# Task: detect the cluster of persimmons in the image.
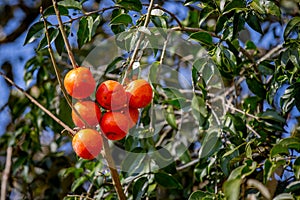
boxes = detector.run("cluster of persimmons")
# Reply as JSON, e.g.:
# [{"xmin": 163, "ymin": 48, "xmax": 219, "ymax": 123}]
[{"xmin": 63, "ymin": 66, "xmax": 153, "ymax": 159}]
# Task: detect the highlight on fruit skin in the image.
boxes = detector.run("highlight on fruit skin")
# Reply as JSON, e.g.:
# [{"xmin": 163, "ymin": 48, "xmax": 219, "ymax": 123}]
[
  {"xmin": 125, "ymin": 79, "xmax": 153, "ymax": 108},
  {"xmin": 72, "ymin": 129, "xmax": 103, "ymax": 160},
  {"xmin": 64, "ymin": 66, "xmax": 96, "ymax": 99},
  {"xmin": 96, "ymin": 80, "xmax": 127, "ymax": 111},
  {"xmin": 100, "ymin": 111, "xmax": 129, "ymax": 141},
  {"xmin": 72, "ymin": 100, "xmax": 101, "ymax": 128}
]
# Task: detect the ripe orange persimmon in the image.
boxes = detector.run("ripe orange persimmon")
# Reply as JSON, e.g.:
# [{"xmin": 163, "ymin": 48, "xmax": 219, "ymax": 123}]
[
  {"xmin": 123, "ymin": 107, "xmax": 139, "ymax": 129},
  {"xmin": 72, "ymin": 129, "xmax": 103, "ymax": 160},
  {"xmin": 96, "ymin": 80, "xmax": 127, "ymax": 111},
  {"xmin": 64, "ymin": 67, "xmax": 96, "ymax": 99},
  {"xmin": 126, "ymin": 79, "xmax": 153, "ymax": 108},
  {"xmin": 100, "ymin": 111, "xmax": 129, "ymax": 140},
  {"xmin": 72, "ymin": 101, "xmax": 101, "ymax": 128}
]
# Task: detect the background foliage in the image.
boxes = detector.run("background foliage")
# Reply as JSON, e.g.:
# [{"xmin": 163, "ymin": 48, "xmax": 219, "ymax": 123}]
[{"xmin": 1, "ymin": 0, "xmax": 300, "ymax": 199}]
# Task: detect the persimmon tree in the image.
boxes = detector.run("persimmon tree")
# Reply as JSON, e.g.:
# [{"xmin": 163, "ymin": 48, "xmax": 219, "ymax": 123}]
[{"xmin": 1, "ymin": 0, "xmax": 300, "ymax": 199}]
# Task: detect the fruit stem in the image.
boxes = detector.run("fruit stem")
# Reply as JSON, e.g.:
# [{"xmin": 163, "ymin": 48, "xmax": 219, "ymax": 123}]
[
  {"xmin": 102, "ymin": 138, "xmax": 126, "ymax": 200},
  {"xmin": 40, "ymin": 7, "xmax": 91, "ymax": 129},
  {"xmin": 0, "ymin": 71, "xmax": 75, "ymax": 136},
  {"xmin": 52, "ymin": 0, "xmax": 78, "ymax": 69}
]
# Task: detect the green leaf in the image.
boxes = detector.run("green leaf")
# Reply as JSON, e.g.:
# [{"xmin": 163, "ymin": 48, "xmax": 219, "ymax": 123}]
[
  {"xmin": 110, "ymin": 14, "xmax": 132, "ymax": 26},
  {"xmin": 222, "ymin": 143, "xmax": 245, "ymax": 158},
  {"xmin": 199, "ymin": 7, "xmax": 216, "ymax": 27},
  {"xmin": 37, "ymin": 28, "xmax": 59, "ymax": 50},
  {"xmin": 263, "ymin": 159, "xmax": 273, "ymax": 184},
  {"xmin": 117, "ymin": 0, "xmax": 142, "ymax": 11},
  {"xmin": 285, "ymin": 181, "xmax": 300, "ymax": 193},
  {"xmin": 188, "ymin": 190, "xmax": 214, "ymax": 200},
  {"xmin": 223, "ymin": 178, "xmax": 242, "ymax": 200},
  {"xmin": 250, "ymin": 0, "xmax": 265, "ymax": 14},
  {"xmin": 246, "ymin": 12, "xmax": 263, "ymax": 34},
  {"xmin": 58, "ymin": 0, "xmax": 82, "ymax": 10},
  {"xmin": 270, "ymin": 137, "xmax": 300, "ymax": 157},
  {"xmin": 165, "ymin": 105, "xmax": 177, "ymax": 129},
  {"xmin": 246, "ymin": 76, "xmax": 266, "ymax": 98},
  {"xmin": 104, "ymin": 56, "xmax": 124, "ymax": 74},
  {"xmin": 43, "ymin": 5, "xmax": 69, "ymax": 17},
  {"xmin": 149, "ymin": 61, "xmax": 159, "ymax": 83},
  {"xmin": 154, "ymin": 172, "xmax": 182, "ymax": 189},
  {"xmin": 259, "ymin": 109, "xmax": 285, "ymax": 123},
  {"xmin": 273, "ymin": 193, "xmax": 294, "ymax": 200},
  {"xmin": 227, "ymin": 113, "xmax": 247, "ymax": 133},
  {"xmin": 77, "ymin": 16, "xmax": 93, "ymax": 49},
  {"xmin": 293, "ymin": 157, "xmax": 300, "ymax": 179},
  {"xmin": 189, "ymin": 32, "xmax": 213, "ymax": 45},
  {"xmin": 199, "ymin": 130, "xmax": 222, "ymax": 158},
  {"xmin": 152, "ymin": 147, "xmax": 177, "ymax": 174},
  {"xmin": 223, "ymin": 0, "xmax": 246, "ymax": 14},
  {"xmin": 71, "ymin": 176, "xmax": 87, "ymax": 192},
  {"xmin": 191, "ymin": 95, "xmax": 207, "ymax": 126},
  {"xmin": 54, "ymin": 31, "xmax": 65, "ymax": 55},
  {"xmin": 265, "ymin": 1, "xmax": 281, "ymax": 17},
  {"xmin": 151, "ymin": 16, "xmax": 168, "ymax": 29},
  {"xmin": 284, "ymin": 17, "xmax": 300, "ymax": 39},
  {"xmin": 215, "ymin": 15, "xmax": 228, "ymax": 34},
  {"xmin": 133, "ymin": 177, "xmax": 148, "ymax": 200},
  {"xmin": 24, "ymin": 21, "xmax": 47, "ymax": 45}
]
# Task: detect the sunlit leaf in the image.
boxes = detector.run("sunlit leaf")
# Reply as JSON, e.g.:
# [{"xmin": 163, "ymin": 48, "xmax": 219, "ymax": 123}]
[
  {"xmin": 284, "ymin": 17, "xmax": 300, "ymax": 39},
  {"xmin": 117, "ymin": 0, "xmax": 142, "ymax": 11},
  {"xmin": 24, "ymin": 21, "xmax": 48, "ymax": 45},
  {"xmin": 58, "ymin": 0, "xmax": 82, "ymax": 10},
  {"xmin": 110, "ymin": 14, "xmax": 132, "ymax": 26}
]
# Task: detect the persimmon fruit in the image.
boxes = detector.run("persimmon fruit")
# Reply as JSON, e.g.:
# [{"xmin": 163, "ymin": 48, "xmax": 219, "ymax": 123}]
[
  {"xmin": 64, "ymin": 67, "xmax": 96, "ymax": 99},
  {"xmin": 96, "ymin": 80, "xmax": 127, "ymax": 111},
  {"xmin": 72, "ymin": 129, "xmax": 103, "ymax": 160},
  {"xmin": 123, "ymin": 107, "xmax": 139, "ymax": 129},
  {"xmin": 72, "ymin": 101, "xmax": 101, "ymax": 128},
  {"xmin": 100, "ymin": 111, "xmax": 129, "ymax": 140},
  {"xmin": 126, "ymin": 79, "xmax": 153, "ymax": 108}
]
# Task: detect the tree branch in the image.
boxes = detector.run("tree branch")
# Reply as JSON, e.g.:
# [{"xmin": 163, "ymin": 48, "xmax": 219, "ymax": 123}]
[
  {"xmin": 1, "ymin": 146, "xmax": 13, "ymax": 200},
  {"xmin": 102, "ymin": 138, "xmax": 126, "ymax": 200},
  {"xmin": 0, "ymin": 71, "xmax": 75, "ymax": 136}
]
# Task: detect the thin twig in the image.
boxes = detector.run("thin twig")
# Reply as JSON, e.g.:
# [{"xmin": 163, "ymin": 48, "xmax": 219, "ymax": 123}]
[
  {"xmin": 172, "ymin": 26, "xmax": 220, "ymax": 38},
  {"xmin": 0, "ymin": 71, "xmax": 75, "ymax": 135},
  {"xmin": 257, "ymin": 44, "xmax": 284, "ymax": 65},
  {"xmin": 1, "ymin": 146, "xmax": 13, "ymax": 200},
  {"xmin": 59, "ymin": 6, "xmax": 121, "ymax": 25},
  {"xmin": 52, "ymin": 0, "xmax": 77, "ymax": 68},
  {"xmin": 176, "ymin": 158, "xmax": 199, "ymax": 171},
  {"xmin": 102, "ymin": 138, "xmax": 126, "ymax": 200},
  {"xmin": 152, "ymin": 5, "xmax": 183, "ymax": 28},
  {"xmin": 225, "ymin": 102, "xmax": 259, "ymax": 120},
  {"xmin": 122, "ymin": 0, "xmax": 155, "ymax": 84},
  {"xmin": 246, "ymin": 124, "xmax": 261, "ymax": 138}
]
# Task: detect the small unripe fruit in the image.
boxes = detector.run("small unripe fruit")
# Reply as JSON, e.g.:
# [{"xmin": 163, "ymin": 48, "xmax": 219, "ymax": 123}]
[
  {"xmin": 100, "ymin": 111, "xmax": 129, "ymax": 140},
  {"xmin": 126, "ymin": 79, "xmax": 153, "ymax": 108},
  {"xmin": 72, "ymin": 101, "xmax": 101, "ymax": 128},
  {"xmin": 64, "ymin": 67, "xmax": 96, "ymax": 99},
  {"xmin": 72, "ymin": 129, "xmax": 103, "ymax": 160},
  {"xmin": 96, "ymin": 80, "xmax": 127, "ymax": 111}
]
